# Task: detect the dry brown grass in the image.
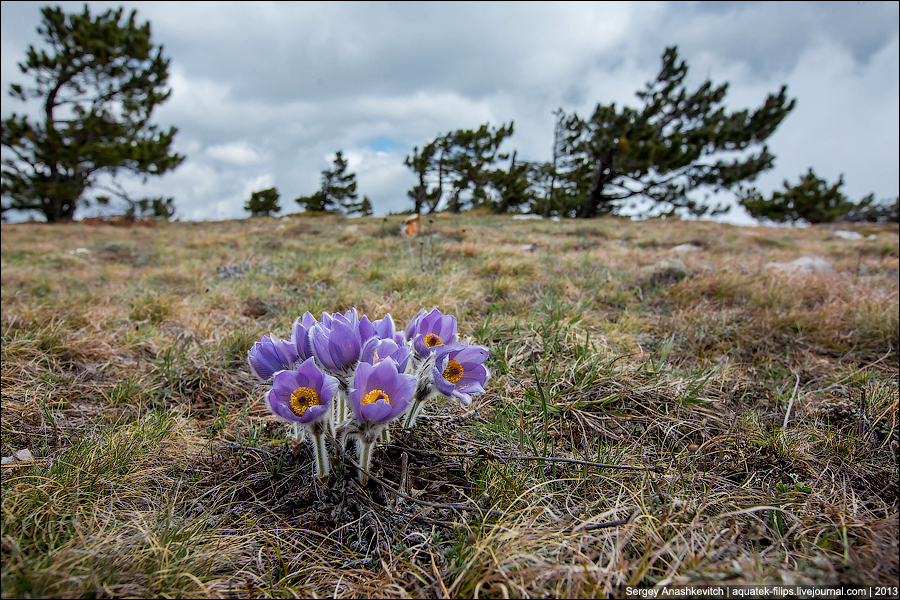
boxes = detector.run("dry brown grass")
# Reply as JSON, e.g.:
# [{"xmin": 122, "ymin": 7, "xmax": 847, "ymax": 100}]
[{"xmin": 2, "ymin": 214, "xmax": 897, "ymax": 598}]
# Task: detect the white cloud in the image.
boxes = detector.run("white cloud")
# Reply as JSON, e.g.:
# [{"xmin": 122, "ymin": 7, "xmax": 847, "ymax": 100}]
[
  {"xmin": 748, "ymin": 35, "xmax": 900, "ymax": 202},
  {"xmin": 344, "ymin": 147, "xmax": 417, "ymax": 215},
  {"xmin": 206, "ymin": 141, "xmax": 266, "ymax": 166}
]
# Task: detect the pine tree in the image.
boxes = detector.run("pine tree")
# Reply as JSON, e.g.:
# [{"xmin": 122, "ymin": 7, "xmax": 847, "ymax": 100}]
[
  {"xmin": 740, "ymin": 169, "xmax": 855, "ymax": 224},
  {"xmin": 405, "ymin": 123, "xmax": 514, "ymax": 213},
  {"xmin": 841, "ymin": 195, "xmax": 898, "ymax": 223},
  {"xmin": 486, "ymin": 151, "xmax": 534, "ymax": 214},
  {"xmin": 294, "ymin": 191, "xmax": 328, "ymax": 213},
  {"xmin": 322, "ymin": 151, "xmax": 358, "ymax": 213},
  {"xmin": 245, "ymin": 187, "xmax": 281, "ymax": 217},
  {"xmin": 1, "ymin": 6, "xmax": 183, "ymax": 222},
  {"xmin": 296, "ymin": 151, "xmax": 362, "ymax": 214},
  {"xmin": 556, "ymin": 46, "xmax": 795, "ymax": 218},
  {"xmin": 405, "ymin": 141, "xmax": 441, "ymax": 214}
]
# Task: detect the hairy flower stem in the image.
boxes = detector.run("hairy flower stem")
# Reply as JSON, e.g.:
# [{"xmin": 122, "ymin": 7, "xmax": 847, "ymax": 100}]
[
  {"xmin": 331, "ymin": 387, "xmax": 349, "ymax": 433},
  {"xmin": 402, "ymin": 398, "xmax": 423, "ymax": 429},
  {"xmin": 402, "ymin": 387, "xmax": 439, "ymax": 429},
  {"xmin": 356, "ymin": 427, "xmax": 382, "ymax": 485},
  {"xmin": 308, "ymin": 420, "xmax": 330, "ymax": 482},
  {"xmin": 357, "ymin": 440, "xmax": 374, "ymax": 485},
  {"xmin": 325, "ymin": 409, "xmax": 335, "ymax": 438},
  {"xmin": 311, "ymin": 432, "xmax": 330, "ymax": 481},
  {"xmin": 336, "ymin": 383, "xmax": 352, "ymax": 426}
]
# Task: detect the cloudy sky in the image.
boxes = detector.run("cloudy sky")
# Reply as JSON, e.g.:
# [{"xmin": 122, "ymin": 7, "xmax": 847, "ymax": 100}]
[{"xmin": 1, "ymin": 1, "xmax": 898, "ymax": 224}]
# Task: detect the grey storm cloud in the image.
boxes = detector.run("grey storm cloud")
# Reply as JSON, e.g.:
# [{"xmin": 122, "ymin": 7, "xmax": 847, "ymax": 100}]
[{"xmin": 1, "ymin": 1, "xmax": 897, "ymax": 223}]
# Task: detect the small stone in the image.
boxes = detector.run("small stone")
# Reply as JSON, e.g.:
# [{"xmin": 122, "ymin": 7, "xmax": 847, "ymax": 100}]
[
  {"xmin": 832, "ymin": 230, "xmax": 863, "ymax": 241},
  {"xmin": 671, "ymin": 243, "xmax": 702, "ymax": 254},
  {"xmin": 765, "ymin": 255, "xmax": 833, "ymax": 275},
  {"xmin": 14, "ymin": 449, "xmax": 34, "ymax": 461},
  {"xmin": 3, "ymin": 449, "xmax": 34, "ymax": 464},
  {"xmin": 640, "ymin": 258, "xmax": 692, "ymax": 285}
]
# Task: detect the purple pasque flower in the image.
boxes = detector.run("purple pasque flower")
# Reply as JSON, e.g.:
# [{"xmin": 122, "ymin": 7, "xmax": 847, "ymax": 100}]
[
  {"xmin": 405, "ymin": 309, "xmax": 458, "ymax": 348},
  {"xmin": 248, "ymin": 333, "xmax": 300, "ymax": 380},
  {"xmin": 317, "ymin": 308, "xmax": 347, "ymax": 329},
  {"xmin": 311, "ymin": 314, "xmax": 367, "ymax": 377},
  {"xmin": 348, "ymin": 359, "xmax": 415, "ymax": 427},
  {"xmin": 432, "ymin": 344, "xmax": 490, "ymax": 407},
  {"xmin": 265, "ymin": 357, "xmax": 339, "ymax": 482},
  {"xmin": 358, "ymin": 313, "xmax": 378, "ymax": 344},
  {"xmin": 290, "ymin": 311, "xmax": 318, "ymax": 362},
  {"xmin": 319, "ymin": 307, "xmax": 366, "ymax": 334},
  {"xmin": 372, "ymin": 314, "xmax": 404, "ymax": 345},
  {"xmin": 406, "ymin": 309, "xmax": 458, "ymax": 359},
  {"xmin": 360, "ymin": 338, "xmax": 412, "ymax": 373},
  {"xmin": 264, "ymin": 357, "xmax": 339, "ymax": 424},
  {"xmin": 404, "ymin": 309, "xmax": 427, "ymax": 342},
  {"xmin": 347, "ymin": 358, "xmax": 415, "ymax": 485}
]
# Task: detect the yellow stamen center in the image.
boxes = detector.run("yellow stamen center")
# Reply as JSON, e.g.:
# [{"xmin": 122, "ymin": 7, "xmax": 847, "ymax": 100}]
[
  {"xmin": 424, "ymin": 333, "xmax": 442, "ymax": 347},
  {"xmin": 443, "ymin": 359, "xmax": 464, "ymax": 384},
  {"xmin": 362, "ymin": 389, "xmax": 390, "ymax": 406},
  {"xmin": 289, "ymin": 387, "xmax": 320, "ymax": 417}
]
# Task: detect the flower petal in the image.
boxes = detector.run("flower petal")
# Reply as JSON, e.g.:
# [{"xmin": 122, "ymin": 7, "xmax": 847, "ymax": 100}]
[
  {"xmin": 360, "ymin": 399, "xmax": 395, "ymax": 423},
  {"xmin": 452, "ymin": 389, "xmax": 474, "ymax": 406},
  {"xmin": 454, "ymin": 345, "xmax": 489, "ymax": 366}
]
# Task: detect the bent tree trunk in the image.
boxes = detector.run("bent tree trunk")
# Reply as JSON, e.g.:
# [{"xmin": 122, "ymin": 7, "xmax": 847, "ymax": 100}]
[
  {"xmin": 576, "ymin": 155, "xmax": 615, "ymax": 218},
  {"xmin": 42, "ymin": 173, "xmax": 84, "ymax": 222},
  {"xmin": 48, "ymin": 199, "xmax": 77, "ymax": 222},
  {"xmin": 412, "ymin": 186, "xmax": 424, "ymax": 215}
]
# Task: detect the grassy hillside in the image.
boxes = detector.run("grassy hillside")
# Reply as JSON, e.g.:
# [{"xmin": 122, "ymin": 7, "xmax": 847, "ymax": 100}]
[{"xmin": 2, "ymin": 213, "xmax": 897, "ymax": 597}]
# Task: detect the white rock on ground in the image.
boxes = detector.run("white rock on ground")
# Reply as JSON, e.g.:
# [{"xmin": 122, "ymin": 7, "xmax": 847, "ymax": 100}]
[
  {"xmin": 764, "ymin": 255, "xmax": 834, "ymax": 274},
  {"xmin": 1, "ymin": 448, "xmax": 35, "ymax": 464},
  {"xmin": 832, "ymin": 230, "xmax": 864, "ymax": 241},
  {"xmin": 640, "ymin": 258, "xmax": 693, "ymax": 283},
  {"xmin": 671, "ymin": 243, "xmax": 702, "ymax": 254}
]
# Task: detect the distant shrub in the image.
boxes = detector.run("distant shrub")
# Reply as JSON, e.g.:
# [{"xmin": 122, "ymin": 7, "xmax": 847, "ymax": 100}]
[
  {"xmin": 245, "ymin": 187, "xmax": 281, "ymax": 217},
  {"xmin": 740, "ymin": 168, "xmax": 855, "ymax": 224},
  {"xmin": 838, "ymin": 195, "xmax": 898, "ymax": 223},
  {"xmin": 741, "ymin": 169, "xmax": 897, "ymax": 225}
]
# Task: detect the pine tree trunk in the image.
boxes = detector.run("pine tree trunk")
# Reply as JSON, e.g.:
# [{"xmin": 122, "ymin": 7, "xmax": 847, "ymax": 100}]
[
  {"xmin": 577, "ymin": 155, "xmax": 615, "ymax": 218},
  {"xmin": 414, "ymin": 170, "xmax": 426, "ymax": 214}
]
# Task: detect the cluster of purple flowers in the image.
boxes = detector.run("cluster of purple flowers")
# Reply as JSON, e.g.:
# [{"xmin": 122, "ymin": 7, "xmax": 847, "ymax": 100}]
[{"xmin": 247, "ymin": 308, "xmax": 490, "ymax": 483}]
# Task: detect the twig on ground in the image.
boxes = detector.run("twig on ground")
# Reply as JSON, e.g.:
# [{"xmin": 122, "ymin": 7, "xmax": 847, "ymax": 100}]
[
  {"xmin": 392, "ymin": 444, "xmax": 665, "ymax": 473},
  {"xmin": 446, "ymin": 407, "xmax": 485, "ymax": 424},
  {"xmin": 576, "ymin": 508, "xmax": 639, "ymax": 531},
  {"xmin": 225, "ymin": 441, "xmax": 278, "ymax": 458},
  {"xmin": 507, "ymin": 454, "xmax": 664, "ymax": 473},
  {"xmin": 782, "ymin": 373, "xmax": 801, "ymax": 428}
]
